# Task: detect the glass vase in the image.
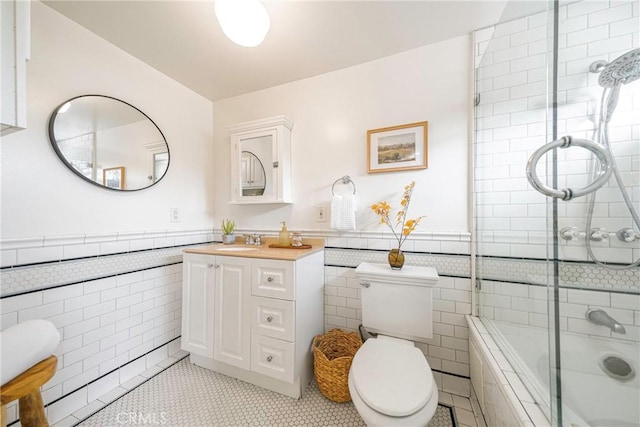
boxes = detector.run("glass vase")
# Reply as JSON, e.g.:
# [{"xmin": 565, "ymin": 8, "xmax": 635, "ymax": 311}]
[{"xmin": 388, "ymin": 248, "xmax": 405, "ymax": 270}]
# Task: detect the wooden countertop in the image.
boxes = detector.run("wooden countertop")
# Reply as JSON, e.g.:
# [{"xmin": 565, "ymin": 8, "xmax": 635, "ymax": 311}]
[{"xmin": 184, "ymin": 237, "xmax": 324, "ymax": 261}]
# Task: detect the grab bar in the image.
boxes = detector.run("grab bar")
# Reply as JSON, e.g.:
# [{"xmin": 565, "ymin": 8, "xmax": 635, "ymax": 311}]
[{"xmin": 526, "ymin": 136, "xmax": 613, "ymax": 201}]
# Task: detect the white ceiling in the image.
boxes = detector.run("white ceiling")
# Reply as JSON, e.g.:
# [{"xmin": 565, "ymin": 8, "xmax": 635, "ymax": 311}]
[{"xmin": 43, "ymin": 0, "xmax": 547, "ymax": 102}]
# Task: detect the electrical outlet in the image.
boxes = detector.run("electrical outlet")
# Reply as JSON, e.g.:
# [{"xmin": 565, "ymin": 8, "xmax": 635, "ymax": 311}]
[
  {"xmin": 316, "ymin": 206, "xmax": 327, "ymax": 222},
  {"xmin": 170, "ymin": 208, "xmax": 181, "ymax": 223}
]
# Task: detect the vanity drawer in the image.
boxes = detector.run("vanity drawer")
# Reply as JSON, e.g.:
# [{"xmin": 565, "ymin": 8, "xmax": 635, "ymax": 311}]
[
  {"xmin": 252, "ymin": 260, "xmax": 294, "ymax": 300},
  {"xmin": 251, "ymin": 334, "xmax": 294, "ymax": 383},
  {"xmin": 251, "ymin": 296, "xmax": 295, "ymax": 342}
]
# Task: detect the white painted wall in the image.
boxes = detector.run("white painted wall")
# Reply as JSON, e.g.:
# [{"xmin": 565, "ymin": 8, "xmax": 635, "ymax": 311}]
[
  {"xmin": 212, "ymin": 35, "xmax": 471, "ymax": 235},
  {"xmin": 0, "ymin": 1, "xmax": 215, "ymax": 240}
]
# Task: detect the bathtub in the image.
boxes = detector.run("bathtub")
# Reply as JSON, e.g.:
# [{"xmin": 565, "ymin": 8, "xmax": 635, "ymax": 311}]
[{"xmin": 467, "ymin": 315, "xmax": 639, "ymax": 427}]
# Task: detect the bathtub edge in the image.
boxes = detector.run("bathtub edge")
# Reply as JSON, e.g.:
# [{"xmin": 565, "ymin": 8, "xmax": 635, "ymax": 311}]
[{"xmin": 466, "ymin": 315, "xmax": 549, "ymax": 427}]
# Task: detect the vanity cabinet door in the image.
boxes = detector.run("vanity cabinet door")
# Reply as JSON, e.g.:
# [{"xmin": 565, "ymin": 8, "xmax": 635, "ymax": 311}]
[
  {"xmin": 214, "ymin": 256, "xmax": 252, "ymax": 370},
  {"xmin": 181, "ymin": 254, "xmax": 216, "ymax": 358}
]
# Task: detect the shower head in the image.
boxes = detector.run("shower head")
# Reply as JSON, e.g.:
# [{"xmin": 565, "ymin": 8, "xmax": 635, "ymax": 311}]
[{"xmin": 597, "ymin": 48, "xmax": 640, "ymax": 88}]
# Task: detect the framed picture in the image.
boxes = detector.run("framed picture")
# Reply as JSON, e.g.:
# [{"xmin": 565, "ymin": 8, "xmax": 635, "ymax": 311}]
[
  {"xmin": 103, "ymin": 166, "xmax": 125, "ymax": 190},
  {"xmin": 367, "ymin": 121, "xmax": 428, "ymax": 173}
]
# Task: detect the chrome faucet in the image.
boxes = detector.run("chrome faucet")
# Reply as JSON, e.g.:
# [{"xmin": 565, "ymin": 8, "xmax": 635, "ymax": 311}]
[
  {"xmin": 244, "ymin": 234, "xmax": 263, "ymax": 245},
  {"xmin": 586, "ymin": 308, "xmax": 626, "ymax": 334}
]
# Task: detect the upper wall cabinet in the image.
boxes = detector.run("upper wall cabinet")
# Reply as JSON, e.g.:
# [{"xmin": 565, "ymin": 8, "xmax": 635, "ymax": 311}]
[
  {"xmin": 229, "ymin": 116, "xmax": 293, "ymax": 204},
  {"xmin": 1, "ymin": 0, "xmax": 30, "ymax": 136}
]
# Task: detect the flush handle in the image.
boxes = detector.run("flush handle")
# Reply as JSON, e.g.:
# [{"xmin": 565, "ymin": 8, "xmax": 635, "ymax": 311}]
[
  {"xmin": 266, "ymin": 355, "xmax": 273, "ymax": 362},
  {"xmin": 266, "ymin": 316, "xmax": 273, "ymax": 323},
  {"xmin": 360, "ymin": 281, "xmax": 370, "ymax": 288},
  {"xmin": 267, "ymin": 276, "xmax": 274, "ymax": 283}
]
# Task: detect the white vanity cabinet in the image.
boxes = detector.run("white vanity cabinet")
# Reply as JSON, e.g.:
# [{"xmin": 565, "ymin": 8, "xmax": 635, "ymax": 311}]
[
  {"xmin": 181, "ymin": 249, "xmax": 324, "ymax": 399},
  {"xmin": 1, "ymin": 0, "xmax": 29, "ymax": 135}
]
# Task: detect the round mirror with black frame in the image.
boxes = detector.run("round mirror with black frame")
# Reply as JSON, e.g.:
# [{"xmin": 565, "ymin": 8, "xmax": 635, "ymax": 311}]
[{"xmin": 48, "ymin": 95, "xmax": 169, "ymax": 191}]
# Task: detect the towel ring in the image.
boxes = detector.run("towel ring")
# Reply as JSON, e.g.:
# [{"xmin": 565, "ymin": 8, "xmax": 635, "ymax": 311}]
[{"xmin": 332, "ymin": 175, "xmax": 356, "ymax": 195}]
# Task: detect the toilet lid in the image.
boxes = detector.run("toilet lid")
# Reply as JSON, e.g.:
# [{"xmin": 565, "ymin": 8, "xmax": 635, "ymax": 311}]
[{"xmin": 351, "ymin": 338, "xmax": 435, "ymax": 417}]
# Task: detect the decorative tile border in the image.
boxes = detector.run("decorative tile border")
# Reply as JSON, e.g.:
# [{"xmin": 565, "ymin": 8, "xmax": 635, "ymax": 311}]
[
  {"xmin": 477, "ymin": 256, "xmax": 640, "ymax": 292},
  {"xmin": 325, "ymin": 247, "xmax": 472, "ymax": 278},
  {"xmin": 0, "ymin": 244, "xmax": 211, "ymax": 297}
]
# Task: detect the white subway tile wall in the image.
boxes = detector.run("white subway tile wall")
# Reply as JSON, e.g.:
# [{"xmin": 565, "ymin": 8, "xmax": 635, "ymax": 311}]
[
  {"xmin": 1, "ymin": 229, "xmax": 477, "ymax": 424},
  {"xmin": 475, "ymin": 0, "xmax": 640, "ymax": 266},
  {"xmin": 479, "ymin": 279, "xmax": 640, "ymax": 343},
  {"xmin": 1, "ymin": 265, "xmax": 184, "ymax": 426},
  {"xmin": 0, "ymin": 229, "xmax": 214, "ymax": 426}
]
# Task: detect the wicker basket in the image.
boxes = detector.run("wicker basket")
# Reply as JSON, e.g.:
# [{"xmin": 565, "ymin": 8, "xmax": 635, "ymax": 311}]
[{"xmin": 313, "ymin": 328, "xmax": 362, "ymax": 403}]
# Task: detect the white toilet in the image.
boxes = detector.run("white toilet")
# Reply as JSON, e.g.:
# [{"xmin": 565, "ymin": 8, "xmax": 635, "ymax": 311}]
[{"xmin": 349, "ymin": 262, "xmax": 439, "ymax": 426}]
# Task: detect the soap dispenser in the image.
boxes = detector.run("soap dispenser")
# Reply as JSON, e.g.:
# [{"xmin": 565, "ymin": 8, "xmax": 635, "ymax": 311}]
[{"xmin": 279, "ymin": 221, "xmax": 291, "ymax": 246}]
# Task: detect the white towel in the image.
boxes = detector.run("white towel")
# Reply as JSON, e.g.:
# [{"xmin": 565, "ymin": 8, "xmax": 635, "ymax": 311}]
[
  {"xmin": 331, "ymin": 193, "xmax": 357, "ymax": 230},
  {"xmin": 1, "ymin": 319, "xmax": 61, "ymax": 385}
]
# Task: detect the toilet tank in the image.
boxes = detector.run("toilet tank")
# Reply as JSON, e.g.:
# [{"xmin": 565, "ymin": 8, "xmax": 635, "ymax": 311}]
[{"xmin": 355, "ymin": 262, "xmax": 438, "ymax": 342}]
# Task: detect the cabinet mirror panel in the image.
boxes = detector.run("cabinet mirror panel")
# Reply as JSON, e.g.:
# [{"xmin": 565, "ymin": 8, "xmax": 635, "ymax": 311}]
[
  {"xmin": 241, "ymin": 151, "xmax": 266, "ymax": 196},
  {"xmin": 48, "ymin": 95, "xmax": 169, "ymax": 191},
  {"xmin": 238, "ymin": 134, "xmax": 274, "ymax": 199}
]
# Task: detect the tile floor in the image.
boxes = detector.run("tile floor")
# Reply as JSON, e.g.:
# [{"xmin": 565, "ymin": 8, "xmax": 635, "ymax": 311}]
[{"xmin": 51, "ymin": 355, "xmax": 486, "ymax": 427}]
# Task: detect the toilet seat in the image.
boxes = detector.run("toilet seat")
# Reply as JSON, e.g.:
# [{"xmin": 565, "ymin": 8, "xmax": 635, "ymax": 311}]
[{"xmin": 350, "ymin": 336, "xmax": 435, "ymax": 417}]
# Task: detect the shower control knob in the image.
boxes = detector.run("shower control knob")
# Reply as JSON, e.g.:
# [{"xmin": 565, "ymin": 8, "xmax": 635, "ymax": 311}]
[
  {"xmin": 589, "ymin": 228, "xmax": 609, "ymax": 241},
  {"xmin": 616, "ymin": 228, "xmax": 639, "ymax": 242},
  {"xmin": 560, "ymin": 227, "xmax": 585, "ymax": 241}
]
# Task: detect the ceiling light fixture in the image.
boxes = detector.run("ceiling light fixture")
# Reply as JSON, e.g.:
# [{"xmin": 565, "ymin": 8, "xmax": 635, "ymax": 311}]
[
  {"xmin": 58, "ymin": 102, "xmax": 71, "ymax": 113},
  {"xmin": 215, "ymin": 0, "xmax": 270, "ymax": 48}
]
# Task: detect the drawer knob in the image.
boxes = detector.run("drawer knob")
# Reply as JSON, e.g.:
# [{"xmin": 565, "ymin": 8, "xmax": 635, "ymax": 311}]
[
  {"xmin": 267, "ymin": 276, "xmax": 274, "ymax": 283},
  {"xmin": 266, "ymin": 316, "xmax": 273, "ymax": 323},
  {"xmin": 266, "ymin": 355, "xmax": 273, "ymax": 362}
]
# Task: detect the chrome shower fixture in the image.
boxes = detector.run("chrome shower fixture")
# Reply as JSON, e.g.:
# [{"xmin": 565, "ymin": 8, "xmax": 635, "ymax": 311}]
[
  {"xmin": 616, "ymin": 228, "xmax": 640, "ymax": 243},
  {"xmin": 590, "ymin": 48, "xmax": 640, "ymax": 88},
  {"xmin": 589, "ymin": 60, "xmax": 608, "ymax": 73}
]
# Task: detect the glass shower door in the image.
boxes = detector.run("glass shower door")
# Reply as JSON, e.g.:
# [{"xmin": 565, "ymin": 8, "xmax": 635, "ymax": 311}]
[
  {"xmin": 549, "ymin": 0, "xmax": 640, "ymax": 425},
  {"xmin": 473, "ymin": 0, "xmax": 561, "ymax": 424}
]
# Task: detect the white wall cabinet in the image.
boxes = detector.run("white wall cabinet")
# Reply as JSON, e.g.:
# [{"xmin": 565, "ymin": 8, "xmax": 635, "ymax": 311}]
[
  {"xmin": 229, "ymin": 116, "xmax": 293, "ymax": 204},
  {"xmin": 1, "ymin": 0, "xmax": 29, "ymax": 135},
  {"xmin": 182, "ymin": 250, "xmax": 324, "ymax": 398}
]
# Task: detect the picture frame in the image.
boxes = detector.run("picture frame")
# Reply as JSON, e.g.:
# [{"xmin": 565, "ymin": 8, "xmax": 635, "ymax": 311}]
[
  {"xmin": 103, "ymin": 166, "xmax": 125, "ymax": 190},
  {"xmin": 367, "ymin": 121, "xmax": 428, "ymax": 174}
]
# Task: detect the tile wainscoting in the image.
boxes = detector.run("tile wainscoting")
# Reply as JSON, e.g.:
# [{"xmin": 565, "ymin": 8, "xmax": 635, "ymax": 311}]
[
  {"xmin": 0, "ymin": 229, "xmax": 475, "ymax": 425},
  {"xmin": 4, "ymin": 227, "xmax": 634, "ymax": 424},
  {"xmin": 0, "ymin": 228, "xmax": 214, "ymax": 426}
]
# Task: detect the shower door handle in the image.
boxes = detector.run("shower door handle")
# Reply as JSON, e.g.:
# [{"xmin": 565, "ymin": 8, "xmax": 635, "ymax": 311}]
[{"xmin": 526, "ymin": 136, "xmax": 613, "ymax": 201}]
